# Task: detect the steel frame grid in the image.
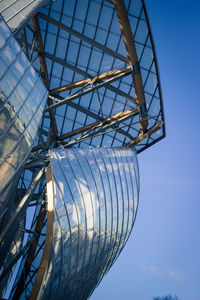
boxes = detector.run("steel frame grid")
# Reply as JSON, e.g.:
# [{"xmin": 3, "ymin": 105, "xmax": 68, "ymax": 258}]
[
  {"xmin": 14, "ymin": 0, "xmax": 165, "ymax": 155},
  {"xmin": 0, "ymin": 0, "xmax": 165, "ymax": 298}
]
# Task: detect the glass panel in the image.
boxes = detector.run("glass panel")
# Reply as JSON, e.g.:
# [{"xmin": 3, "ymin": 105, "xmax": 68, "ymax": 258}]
[
  {"xmin": 45, "ymin": 147, "xmax": 139, "ymax": 299},
  {"xmin": 0, "ymin": 16, "xmax": 48, "ymax": 217}
]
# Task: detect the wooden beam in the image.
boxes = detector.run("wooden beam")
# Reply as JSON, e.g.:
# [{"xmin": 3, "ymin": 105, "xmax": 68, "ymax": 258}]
[
  {"xmin": 113, "ymin": 0, "xmax": 148, "ymax": 132},
  {"xmin": 45, "ymin": 67, "xmax": 134, "ymax": 112},
  {"xmin": 50, "ymin": 66, "xmax": 132, "ymax": 95},
  {"xmin": 126, "ymin": 121, "xmax": 163, "ymax": 146},
  {"xmin": 32, "ymin": 15, "xmax": 49, "ymax": 88},
  {"xmin": 29, "ymin": 167, "xmax": 54, "ymax": 300},
  {"xmin": 31, "ymin": 106, "xmax": 139, "ymax": 152},
  {"xmin": 38, "ymin": 12, "xmax": 128, "ymax": 63},
  {"xmin": 43, "ymin": 51, "xmax": 136, "ymax": 103},
  {"xmin": 32, "ymin": 15, "xmax": 58, "ymax": 138},
  {"xmin": 57, "ymin": 106, "xmax": 139, "ymax": 142}
]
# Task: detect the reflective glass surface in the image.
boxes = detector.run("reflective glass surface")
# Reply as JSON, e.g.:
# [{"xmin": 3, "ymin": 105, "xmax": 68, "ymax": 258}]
[
  {"xmin": 39, "ymin": 147, "xmax": 139, "ymax": 300},
  {"xmin": 0, "ymin": 0, "xmax": 47, "ymax": 33},
  {"xmin": 20, "ymin": 0, "xmax": 165, "ymax": 153},
  {"xmin": 0, "ymin": 15, "xmax": 48, "ymax": 217},
  {"xmin": 0, "ymin": 0, "xmax": 165, "ymax": 298},
  {"xmin": 0, "ymin": 201, "xmax": 25, "ymax": 296}
]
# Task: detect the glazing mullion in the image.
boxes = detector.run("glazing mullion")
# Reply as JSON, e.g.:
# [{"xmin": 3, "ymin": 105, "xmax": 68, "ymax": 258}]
[
  {"xmin": 87, "ymin": 147, "xmax": 108, "ymax": 288},
  {"xmin": 88, "ymin": 146, "xmax": 115, "ymax": 294},
  {"xmin": 58, "ymin": 0, "xmax": 79, "ymax": 136},
  {"xmin": 0, "ymin": 43, "xmax": 21, "ymax": 86},
  {"xmin": 47, "ymin": 0, "xmax": 64, "ymax": 89},
  {"xmin": 70, "ymin": 3, "xmax": 96, "ymax": 140},
  {"xmin": 92, "ymin": 6, "xmax": 117, "ymax": 147},
  {"xmin": 0, "ymin": 91, "xmax": 47, "ymax": 195},
  {"xmin": 108, "ymin": 148, "xmax": 133, "ymax": 270},
  {"xmin": 0, "ymin": 52, "xmax": 30, "ymax": 114},
  {"xmin": 72, "ymin": 148, "xmax": 96, "ymax": 298},
  {"xmin": 53, "ymin": 209, "xmax": 64, "ymax": 295},
  {"xmin": 71, "ymin": 148, "xmax": 95, "ymax": 292},
  {"xmin": 113, "ymin": 148, "xmax": 130, "ymax": 252},
  {"xmin": 122, "ymin": 148, "xmax": 133, "ymax": 235},
  {"xmin": 100, "ymin": 147, "xmax": 120, "ymax": 272},
  {"xmin": 54, "ymin": 150, "xmax": 80, "ymax": 286},
  {"xmin": 127, "ymin": 150, "xmax": 139, "ymax": 233},
  {"xmin": 81, "ymin": 147, "xmax": 102, "ymax": 287},
  {"xmin": 63, "ymin": 149, "xmax": 88, "ymax": 287},
  {"xmin": 100, "ymin": 147, "xmax": 124, "ymax": 273},
  {"xmin": 0, "ymin": 87, "xmax": 47, "ymax": 168},
  {"xmin": 81, "ymin": 0, "xmax": 105, "ymax": 145},
  {"xmin": 51, "ymin": 167, "xmax": 73, "ymax": 298},
  {"xmin": 0, "ymin": 73, "xmax": 42, "ymax": 140},
  {"xmin": 110, "ymin": 2, "xmax": 143, "ymax": 146}
]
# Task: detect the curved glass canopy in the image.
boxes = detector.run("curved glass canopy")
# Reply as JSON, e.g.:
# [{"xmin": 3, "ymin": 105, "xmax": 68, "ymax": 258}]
[
  {"xmin": 28, "ymin": 147, "xmax": 139, "ymax": 300},
  {"xmin": 15, "ymin": 0, "xmax": 165, "ymax": 154},
  {"xmin": 0, "ymin": 0, "xmax": 165, "ymax": 299}
]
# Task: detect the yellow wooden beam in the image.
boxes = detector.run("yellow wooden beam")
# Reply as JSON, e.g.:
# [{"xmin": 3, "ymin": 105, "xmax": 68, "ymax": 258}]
[{"xmin": 113, "ymin": 0, "xmax": 148, "ymax": 132}]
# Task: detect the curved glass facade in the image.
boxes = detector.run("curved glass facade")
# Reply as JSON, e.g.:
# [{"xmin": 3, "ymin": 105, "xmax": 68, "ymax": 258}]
[
  {"xmin": 33, "ymin": 147, "xmax": 139, "ymax": 300},
  {"xmin": 0, "ymin": 208, "xmax": 25, "ymax": 295},
  {"xmin": 0, "ymin": 0, "xmax": 47, "ymax": 33},
  {"xmin": 0, "ymin": 15, "xmax": 48, "ymax": 217},
  {"xmin": 0, "ymin": 0, "xmax": 165, "ymax": 298}
]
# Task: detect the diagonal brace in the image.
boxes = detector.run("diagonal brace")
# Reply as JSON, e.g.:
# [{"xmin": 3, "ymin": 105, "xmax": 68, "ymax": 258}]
[{"xmin": 45, "ymin": 68, "xmax": 134, "ymax": 112}]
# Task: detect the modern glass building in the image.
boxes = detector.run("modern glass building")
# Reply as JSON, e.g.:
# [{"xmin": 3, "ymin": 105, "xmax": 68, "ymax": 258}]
[{"xmin": 0, "ymin": 0, "xmax": 165, "ymax": 299}]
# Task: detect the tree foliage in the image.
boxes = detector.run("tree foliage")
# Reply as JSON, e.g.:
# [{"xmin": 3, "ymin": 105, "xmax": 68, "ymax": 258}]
[{"xmin": 153, "ymin": 295, "xmax": 179, "ymax": 300}]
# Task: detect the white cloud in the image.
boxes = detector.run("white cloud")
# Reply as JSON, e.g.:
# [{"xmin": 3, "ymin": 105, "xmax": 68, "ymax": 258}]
[
  {"xmin": 168, "ymin": 269, "xmax": 183, "ymax": 281},
  {"xmin": 140, "ymin": 264, "xmax": 184, "ymax": 281}
]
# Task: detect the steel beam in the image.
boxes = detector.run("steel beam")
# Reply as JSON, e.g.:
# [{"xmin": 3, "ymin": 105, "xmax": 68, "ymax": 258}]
[
  {"xmin": 29, "ymin": 33, "xmax": 37, "ymax": 61},
  {"xmin": 44, "ymin": 51, "xmax": 89, "ymax": 77},
  {"xmin": 38, "ymin": 12, "xmax": 128, "ymax": 63},
  {"xmin": 14, "ymin": 39, "xmax": 136, "ymax": 104},
  {"xmin": 31, "ymin": 105, "xmax": 137, "ymax": 152},
  {"xmin": 44, "ymin": 52, "xmax": 136, "ymax": 103},
  {"xmin": 12, "ymin": 202, "xmax": 47, "ymax": 299},
  {"xmin": 0, "ymin": 168, "xmax": 45, "ymax": 244},
  {"xmin": 45, "ymin": 68, "xmax": 134, "ymax": 112},
  {"xmin": 126, "ymin": 121, "xmax": 163, "ymax": 146},
  {"xmin": 37, "ymin": 128, "xmax": 46, "ymax": 151},
  {"xmin": 57, "ymin": 101, "xmax": 135, "ymax": 142},
  {"xmin": 0, "ymin": 235, "xmax": 35, "ymax": 286},
  {"xmin": 21, "ymin": 28, "xmax": 29, "ymax": 57},
  {"xmin": 32, "ymin": 15, "xmax": 58, "ymax": 138},
  {"xmin": 50, "ymin": 66, "xmax": 132, "ymax": 95},
  {"xmin": 32, "ymin": 16, "xmax": 50, "ymax": 89},
  {"xmin": 57, "ymin": 106, "xmax": 139, "ymax": 142},
  {"xmin": 113, "ymin": 0, "xmax": 148, "ymax": 132},
  {"xmin": 62, "ymin": 107, "xmax": 139, "ymax": 147}
]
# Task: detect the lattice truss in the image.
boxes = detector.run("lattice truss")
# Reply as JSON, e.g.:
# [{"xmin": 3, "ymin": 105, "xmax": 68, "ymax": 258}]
[
  {"xmin": 17, "ymin": 0, "xmax": 165, "ymax": 156},
  {"xmin": 0, "ymin": 0, "xmax": 165, "ymax": 298}
]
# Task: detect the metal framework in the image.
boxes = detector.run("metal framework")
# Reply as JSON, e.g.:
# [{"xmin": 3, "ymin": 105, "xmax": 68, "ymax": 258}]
[
  {"xmin": 0, "ymin": 0, "xmax": 165, "ymax": 298},
  {"xmin": 13, "ymin": 0, "xmax": 165, "ymax": 154}
]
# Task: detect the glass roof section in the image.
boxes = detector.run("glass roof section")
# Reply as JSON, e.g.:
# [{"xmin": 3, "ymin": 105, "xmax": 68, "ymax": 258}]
[
  {"xmin": 0, "ymin": 0, "xmax": 47, "ymax": 33},
  {"xmin": 16, "ymin": 0, "xmax": 165, "ymax": 154},
  {"xmin": 0, "ymin": 1, "xmax": 166, "ymax": 298}
]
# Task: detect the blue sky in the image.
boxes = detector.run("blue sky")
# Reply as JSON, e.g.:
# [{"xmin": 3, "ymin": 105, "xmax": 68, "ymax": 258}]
[{"xmin": 91, "ymin": 1, "xmax": 200, "ymax": 299}]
